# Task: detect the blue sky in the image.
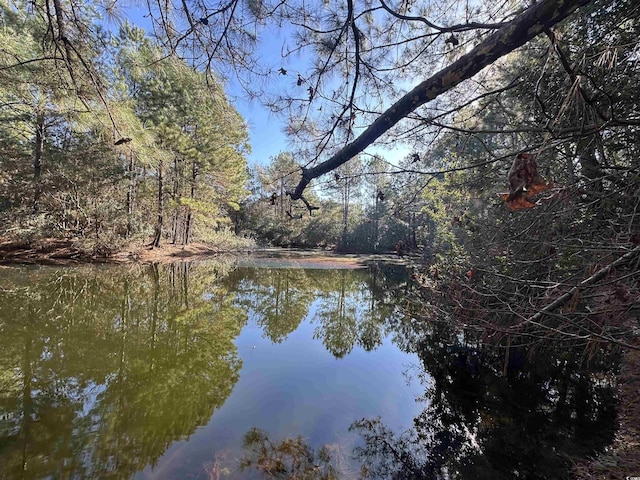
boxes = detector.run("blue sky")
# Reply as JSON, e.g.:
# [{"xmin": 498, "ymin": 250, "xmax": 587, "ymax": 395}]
[
  {"xmin": 117, "ymin": 5, "xmax": 291, "ymax": 168},
  {"xmin": 232, "ymin": 93, "xmax": 288, "ymax": 168},
  {"xmin": 225, "ymin": 27, "xmax": 299, "ymax": 168},
  {"xmin": 118, "ymin": 5, "xmax": 410, "ymax": 171}
]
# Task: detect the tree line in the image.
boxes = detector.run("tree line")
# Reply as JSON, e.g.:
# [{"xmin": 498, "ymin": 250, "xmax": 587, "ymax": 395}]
[{"xmin": 0, "ymin": 4, "xmax": 249, "ymax": 253}]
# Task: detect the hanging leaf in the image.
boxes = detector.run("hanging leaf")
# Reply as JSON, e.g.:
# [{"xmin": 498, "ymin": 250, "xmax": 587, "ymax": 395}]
[{"xmin": 498, "ymin": 153, "xmax": 552, "ymax": 211}]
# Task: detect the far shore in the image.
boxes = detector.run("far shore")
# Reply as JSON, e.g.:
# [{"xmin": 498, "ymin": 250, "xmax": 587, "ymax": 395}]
[{"xmin": 0, "ymin": 238, "xmax": 413, "ymax": 267}]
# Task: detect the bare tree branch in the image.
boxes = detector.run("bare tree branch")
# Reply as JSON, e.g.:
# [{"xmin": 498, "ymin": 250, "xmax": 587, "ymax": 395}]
[
  {"xmin": 513, "ymin": 245, "xmax": 640, "ymax": 330},
  {"xmin": 288, "ymin": 0, "xmax": 596, "ymax": 200},
  {"xmin": 378, "ymin": 0, "xmax": 508, "ymax": 32}
]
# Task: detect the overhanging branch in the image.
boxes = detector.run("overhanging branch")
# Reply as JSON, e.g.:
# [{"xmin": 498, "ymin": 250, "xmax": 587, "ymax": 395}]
[{"xmin": 288, "ymin": 0, "xmax": 595, "ymax": 200}]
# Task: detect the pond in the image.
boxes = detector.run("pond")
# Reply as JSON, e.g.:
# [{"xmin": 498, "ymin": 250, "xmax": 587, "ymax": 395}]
[{"xmin": 0, "ymin": 257, "xmax": 620, "ymax": 479}]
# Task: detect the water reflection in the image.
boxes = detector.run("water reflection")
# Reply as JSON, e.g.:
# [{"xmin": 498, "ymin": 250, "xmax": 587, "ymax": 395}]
[
  {"xmin": 0, "ymin": 260, "xmax": 620, "ymax": 479},
  {"xmin": 0, "ymin": 262, "xmax": 245, "ymax": 479},
  {"xmin": 228, "ymin": 267, "xmax": 396, "ymax": 357}
]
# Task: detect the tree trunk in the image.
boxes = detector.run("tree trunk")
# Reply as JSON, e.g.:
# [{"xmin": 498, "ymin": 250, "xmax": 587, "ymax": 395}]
[
  {"xmin": 151, "ymin": 157, "xmax": 164, "ymax": 247},
  {"xmin": 171, "ymin": 209, "xmax": 180, "ymax": 244},
  {"xmin": 184, "ymin": 161, "xmax": 197, "ymax": 245},
  {"xmin": 183, "ymin": 207, "xmax": 193, "ymax": 245},
  {"xmin": 126, "ymin": 152, "xmax": 135, "ymax": 237},
  {"xmin": 342, "ymin": 182, "xmax": 350, "ymax": 234},
  {"xmin": 171, "ymin": 156, "xmax": 180, "ymax": 244},
  {"xmin": 32, "ymin": 111, "xmax": 45, "ymax": 213},
  {"xmin": 279, "ymin": 178, "xmax": 285, "ymax": 219},
  {"xmin": 374, "ymin": 191, "xmax": 380, "ymax": 250}
]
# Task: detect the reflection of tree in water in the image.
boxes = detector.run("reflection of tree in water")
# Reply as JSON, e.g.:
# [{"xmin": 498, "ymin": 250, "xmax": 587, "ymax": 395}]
[
  {"xmin": 240, "ymin": 427, "xmax": 339, "ymax": 480},
  {"xmin": 0, "ymin": 261, "xmax": 407, "ymax": 479},
  {"xmin": 352, "ymin": 316, "xmax": 619, "ymax": 479},
  {"xmin": 229, "ymin": 266, "xmax": 398, "ymax": 357},
  {"xmin": 238, "ymin": 342, "xmax": 618, "ymax": 479},
  {"xmin": 229, "ymin": 267, "xmax": 317, "ymax": 343},
  {"xmin": 313, "ymin": 270, "xmax": 361, "ymax": 358},
  {"xmin": 235, "ymin": 263, "xmax": 620, "ymax": 479},
  {"xmin": 0, "ymin": 261, "xmax": 245, "ymax": 479},
  {"xmin": 312, "ymin": 269, "xmax": 388, "ymax": 358},
  {"xmin": 0, "ymin": 261, "xmax": 621, "ymax": 479}
]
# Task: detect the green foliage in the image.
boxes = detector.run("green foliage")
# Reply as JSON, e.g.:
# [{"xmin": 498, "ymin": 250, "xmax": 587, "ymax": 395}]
[
  {"xmin": 240, "ymin": 153, "xmax": 342, "ymax": 247},
  {"xmin": 0, "ymin": 261, "xmax": 244, "ymax": 478},
  {"xmin": 112, "ymin": 29, "xmax": 250, "ymax": 246},
  {"xmin": 399, "ymin": 0, "xmax": 640, "ymax": 354},
  {"xmin": 195, "ymin": 227, "xmax": 255, "ymax": 250},
  {"xmin": 0, "ymin": 11, "xmax": 250, "ymax": 250}
]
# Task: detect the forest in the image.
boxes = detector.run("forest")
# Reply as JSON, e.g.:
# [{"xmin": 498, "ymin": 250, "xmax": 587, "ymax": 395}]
[
  {"xmin": 0, "ymin": 0, "xmax": 639, "ymax": 475},
  {"xmin": 1, "ymin": 0, "xmax": 638, "ymax": 259}
]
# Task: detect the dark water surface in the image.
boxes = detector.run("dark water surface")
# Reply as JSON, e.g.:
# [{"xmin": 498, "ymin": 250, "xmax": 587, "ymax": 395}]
[{"xmin": 0, "ymin": 259, "xmax": 620, "ymax": 479}]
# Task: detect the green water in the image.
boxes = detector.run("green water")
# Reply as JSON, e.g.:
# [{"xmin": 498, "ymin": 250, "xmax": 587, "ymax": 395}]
[{"xmin": 0, "ymin": 259, "xmax": 620, "ymax": 479}]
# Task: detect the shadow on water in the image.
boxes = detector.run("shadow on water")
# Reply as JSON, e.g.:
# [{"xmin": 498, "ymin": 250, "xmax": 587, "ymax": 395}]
[{"xmin": 0, "ymin": 259, "xmax": 620, "ymax": 479}]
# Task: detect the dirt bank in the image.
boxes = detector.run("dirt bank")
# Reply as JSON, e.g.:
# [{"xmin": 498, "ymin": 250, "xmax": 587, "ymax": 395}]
[
  {"xmin": 0, "ymin": 238, "xmax": 408, "ymax": 267},
  {"xmin": 0, "ymin": 238, "xmax": 245, "ymax": 266}
]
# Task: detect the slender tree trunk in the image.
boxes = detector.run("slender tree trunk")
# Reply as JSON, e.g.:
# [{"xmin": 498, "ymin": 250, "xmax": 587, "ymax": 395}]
[
  {"xmin": 184, "ymin": 208, "xmax": 192, "ymax": 245},
  {"xmin": 32, "ymin": 111, "xmax": 45, "ymax": 213},
  {"xmin": 171, "ymin": 210, "xmax": 179, "ymax": 244},
  {"xmin": 279, "ymin": 178, "xmax": 285, "ymax": 219},
  {"xmin": 126, "ymin": 152, "xmax": 135, "ymax": 237},
  {"xmin": 342, "ymin": 182, "xmax": 350, "ymax": 234},
  {"xmin": 184, "ymin": 162, "xmax": 196, "ymax": 245},
  {"xmin": 152, "ymin": 157, "xmax": 164, "ymax": 247},
  {"xmin": 171, "ymin": 156, "xmax": 180, "ymax": 244},
  {"xmin": 374, "ymin": 191, "xmax": 379, "ymax": 248}
]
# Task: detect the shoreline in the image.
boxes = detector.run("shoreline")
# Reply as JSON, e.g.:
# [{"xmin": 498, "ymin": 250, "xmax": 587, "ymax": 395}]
[
  {"xmin": 0, "ymin": 238, "xmax": 253, "ymax": 266},
  {"xmin": 0, "ymin": 238, "xmax": 411, "ymax": 267}
]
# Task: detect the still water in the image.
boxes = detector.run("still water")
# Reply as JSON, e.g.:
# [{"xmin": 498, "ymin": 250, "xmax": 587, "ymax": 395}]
[{"xmin": 0, "ymin": 258, "xmax": 620, "ymax": 479}]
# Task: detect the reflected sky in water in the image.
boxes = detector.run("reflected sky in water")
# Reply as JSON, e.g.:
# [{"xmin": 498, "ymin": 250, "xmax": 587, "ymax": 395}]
[
  {"xmin": 0, "ymin": 260, "xmax": 422, "ymax": 479},
  {"xmin": 140, "ymin": 303, "xmax": 423, "ymax": 479}
]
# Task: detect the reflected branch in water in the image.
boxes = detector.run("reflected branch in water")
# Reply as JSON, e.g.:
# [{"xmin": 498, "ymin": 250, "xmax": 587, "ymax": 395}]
[{"xmin": 240, "ymin": 427, "xmax": 339, "ymax": 480}]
